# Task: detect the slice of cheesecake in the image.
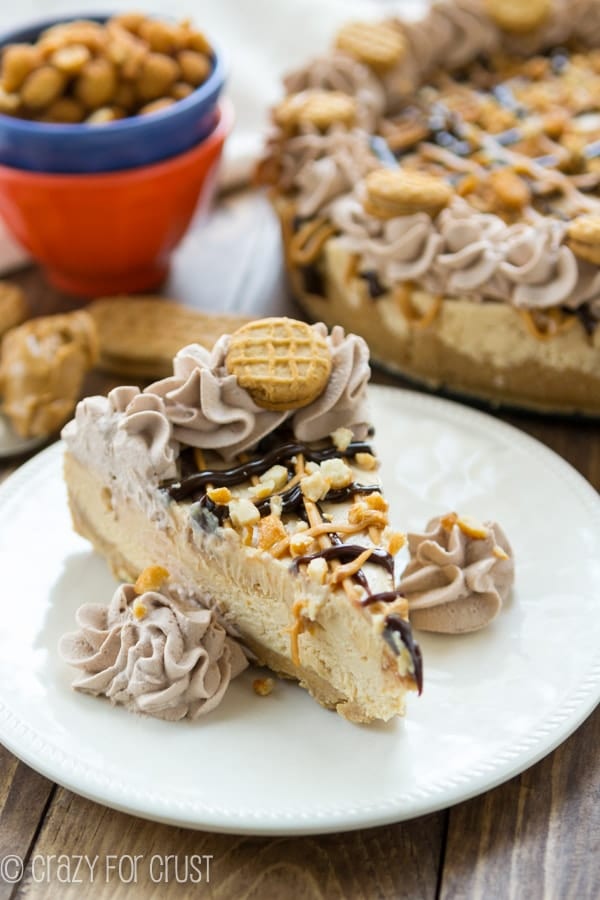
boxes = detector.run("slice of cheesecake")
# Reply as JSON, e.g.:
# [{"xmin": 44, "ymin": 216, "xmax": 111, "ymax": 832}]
[{"xmin": 62, "ymin": 317, "xmax": 422, "ymax": 723}]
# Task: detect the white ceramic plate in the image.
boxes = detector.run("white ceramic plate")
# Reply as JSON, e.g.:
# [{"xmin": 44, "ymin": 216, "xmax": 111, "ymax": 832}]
[
  {"xmin": 0, "ymin": 386, "xmax": 599, "ymax": 835},
  {"xmin": 0, "ymin": 413, "xmax": 46, "ymax": 459}
]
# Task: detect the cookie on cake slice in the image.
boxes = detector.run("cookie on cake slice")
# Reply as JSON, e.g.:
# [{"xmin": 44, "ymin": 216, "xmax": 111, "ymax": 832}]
[{"xmin": 62, "ymin": 316, "xmax": 422, "ymax": 723}]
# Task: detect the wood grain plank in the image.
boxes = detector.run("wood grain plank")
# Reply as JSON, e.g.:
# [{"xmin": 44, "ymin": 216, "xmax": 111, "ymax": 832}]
[
  {"xmin": 0, "ymin": 754, "xmax": 54, "ymax": 900},
  {"xmin": 440, "ymin": 706, "xmax": 600, "ymax": 900},
  {"xmin": 16, "ymin": 791, "xmax": 443, "ymax": 900}
]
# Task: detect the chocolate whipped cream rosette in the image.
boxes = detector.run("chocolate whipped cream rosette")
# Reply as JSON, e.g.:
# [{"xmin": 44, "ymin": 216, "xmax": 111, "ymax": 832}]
[{"xmin": 259, "ymin": 0, "xmax": 600, "ymax": 415}]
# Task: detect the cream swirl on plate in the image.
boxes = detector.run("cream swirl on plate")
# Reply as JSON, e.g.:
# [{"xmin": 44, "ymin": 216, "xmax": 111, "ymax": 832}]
[
  {"xmin": 60, "ymin": 581, "xmax": 247, "ymax": 721},
  {"xmin": 147, "ymin": 324, "xmax": 370, "ymax": 458},
  {"xmin": 398, "ymin": 514, "xmax": 515, "ymax": 634}
]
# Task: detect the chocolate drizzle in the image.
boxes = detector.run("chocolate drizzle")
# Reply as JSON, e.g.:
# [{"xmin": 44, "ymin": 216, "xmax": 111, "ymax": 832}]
[
  {"xmin": 255, "ymin": 481, "xmax": 380, "ymax": 519},
  {"xmin": 361, "ymin": 589, "xmax": 404, "ymax": 607},
  {"xmin": 164, "ymin": 440, "xmax": 374, "ymax": 502},
  {"xmin": 290, "ymin": 545, "xmax": 394, "ymax": 593},
  {"xmin": 383, "ymin": 614, "xmax": 423, "ymax": 694}
]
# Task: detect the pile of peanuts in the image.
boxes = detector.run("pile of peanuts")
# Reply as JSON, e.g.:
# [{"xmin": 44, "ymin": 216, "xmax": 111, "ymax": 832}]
[{"xmin": 0, "ymin": 12, "xmax": 213, "ymax": 124}]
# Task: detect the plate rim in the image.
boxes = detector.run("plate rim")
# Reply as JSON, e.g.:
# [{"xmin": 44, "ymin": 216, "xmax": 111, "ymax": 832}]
[{"xmin": 0, "ymin": 386, "xmax": 599, "ymax": 835}]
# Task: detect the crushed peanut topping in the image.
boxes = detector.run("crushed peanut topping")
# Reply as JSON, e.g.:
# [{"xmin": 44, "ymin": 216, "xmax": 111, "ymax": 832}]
[
  {"xmin": 348, "ymin": 501, "xmax": 388, "ymax": 529},
  {"xmin": 270, "ymin": 494, "xmax": 283, "ymax": 517},
  {"xmin": 260, "ymin": 464, "xmax": 289, "ymax": 491},
  {"xmin": 134, "ymin": 565, "xmax": 169, "ymax": 595},
  {"xmin": 290, "ymin": 531, "xmax": 317, "ymax": 557},
  {"xmin": 386, "ymin": 530, "xmax": 406, "ymax": 555},
  {"xmin": 229, "ymin": 497, "xmax": 260, "ymax": 528},
  {"xmin": 132, "ymin": 598, "xmax": 148, "ymax": 620},
  {"xmin": 440, "ymin": 512, "xmax": 459, "ymax": 531},
  {"xmin": 253, "ymin": 677, "xmax": 274, "ymax": 697},
  {"xmin": 457, "ymin": 515, "xmax": 489, "ymax": 540},
  {"xmin": 440, "ymin": 511, "xmax": 488, "ymax": 539},
  {"xmin": 248, "ymin": 480, "xmax": 275, "ymax": 500},
  {"xmin": 307, "ymin": 557, "xmax": 329, "ymax": 584},
  {"xmin": 258, "ymin": 514, "xmax": 287, "ymax": 551},
  {"xmin": 365, "ymin": 492, "xmax": 388, "ymax": 512},
  {"xmin": 207, "ymin": 486, "xmax": 232, "ymax": 505},
  {"xmin": 355, "ymin": 452, "xmax": 378, "ymax": 470},
  {"xmin": 320, "ymin": 457, "xmax": 354, "ymax": 489},
  {"xmin": 331, "ymin": 426, "xmax": 354, "ymax": 452},
  {"xmin": 300, "ymin": 468, "xmax": 330, "ymax": 502}
]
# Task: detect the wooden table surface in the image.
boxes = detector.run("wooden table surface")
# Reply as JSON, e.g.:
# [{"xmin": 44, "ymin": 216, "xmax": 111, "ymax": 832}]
[{"xmin": 0, "ymin": 191, "xmax": 598, "ymax": 900}]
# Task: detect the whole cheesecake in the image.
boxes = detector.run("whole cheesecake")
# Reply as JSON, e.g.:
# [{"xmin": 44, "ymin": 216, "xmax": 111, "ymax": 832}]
[{"xmin": 258, "ymin": 0, "xmax": 600, "ymax": 415}]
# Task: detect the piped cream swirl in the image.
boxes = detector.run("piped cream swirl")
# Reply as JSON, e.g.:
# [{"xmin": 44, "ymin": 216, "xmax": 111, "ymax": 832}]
[
  {"xmin": 398, "ymin": 515, "xmax": 515, "ymax": 634},
  {"xmin": 147, "ymin": 325, "xmax": 370, "ymax": 459},
  {"xmin": 60, "ymin": 582, "xmax": 247, "ymax": 721},
  {"xmin": 281, "ymin": 129, "xmax": 379, "ymax": 218},
  {"xmin": 62, "ymin": 386, "xmax": 178, "ymax": 483},
  {"xmin": 329, "ymin": 194, "xmax": 588, "ymax": 309}
]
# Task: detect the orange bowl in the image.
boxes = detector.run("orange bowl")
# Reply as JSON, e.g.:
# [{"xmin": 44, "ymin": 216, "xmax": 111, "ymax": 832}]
[{"xmin": 0, "ymin": 101, "xmax": 232, "ymax": 297}]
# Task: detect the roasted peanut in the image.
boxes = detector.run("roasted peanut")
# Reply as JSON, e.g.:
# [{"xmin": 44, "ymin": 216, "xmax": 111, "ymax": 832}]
[
  {"xmin": 86, "ymin": 105, "xmax": 125, "ymax": 124},
  {"xmin": 136, "ymin": 52, "xmax": 179, "ymax": 102},
  {"xmin": 74, "ymin": 58, "xmax": 117, "ymax": 109},
  {"xmin": 139, "ymin": 19, "xmax": 179, "ymax": 54},
  {"xmin": 138, "ymin": 97, "xmax": 176, "ymax": 116},
  {"xmin": 0, "ymin": 13, "xmax": 213, "ymax": 124},
  {"xmin": 177, "ymin": 50, "xmax": 210, "ymax": 86},
  {"xmin": 1, "ymin": 43, "xmax": 42, "ymax": 92},
  {"xmin": 41, "ymin": 97, "xmax": 85, "ymax": 123},
  {"xmin": 50, "ymin": 43, "xmax": 91, "ymax": 75},
  {"xmin": 111, "ymin": 12, "xmax": 147, "ymax": 35},
  {"xmin": 21, "ymin": 65, "xmax": 66, "ymax": 110},
  {"xmin": 171, "ymin": 81, "xmax": 193, "ymax": 101},
  {"xmin": 0, "ymin": 87, "xmax": 20, "ymax": 114},
  {"xmin": 113, "ymin": 81, "xmax": 137, "ymax": 111}
]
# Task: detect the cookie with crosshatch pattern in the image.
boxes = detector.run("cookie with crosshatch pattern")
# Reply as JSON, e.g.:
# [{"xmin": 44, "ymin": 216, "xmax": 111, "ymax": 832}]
[
  {"xmin": 273, "ymin": 89, "xmax": 357, "ymax": 133},
  {"xmin": 225, "ymin": 317, "xmax": 332, "ymax": 411}
]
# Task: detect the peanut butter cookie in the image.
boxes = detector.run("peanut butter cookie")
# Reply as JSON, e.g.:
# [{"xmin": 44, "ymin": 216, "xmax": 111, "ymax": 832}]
[
  {"xmin": 567, "ymin": 215, "xmax": 600, "ymax": 265},
  {"xmin": 225, "ymin": 317, "xmax": 332, "ymax": 411},
  {"xmin": 364, "ymin": 168, "xmax": 453, "ymax": 219},
  {"xmin": 335, "ymin": 21, "xmax": 406, "ymax": 71},
  {"xmin": 485, "ymin": 0, "xmax": 551, "ymax": 34},
  {"xmin": 89, "ymin": 297, "xmax": 253, "ymax": 378},
  {"xmin": 273, "ymin": 90, "xmax": 357, "ymax": 133}
]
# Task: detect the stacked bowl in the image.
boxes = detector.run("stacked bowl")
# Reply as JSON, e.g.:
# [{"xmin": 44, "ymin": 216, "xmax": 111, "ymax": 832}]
[{"xmin": 0, "ymin": 13, "xmax": 231, "ymax": 295}]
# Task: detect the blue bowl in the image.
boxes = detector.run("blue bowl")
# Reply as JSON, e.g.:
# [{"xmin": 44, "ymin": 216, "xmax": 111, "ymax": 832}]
[{"xmin": 0, "ymin": 13, "xmax": 226, "ymax": 173}]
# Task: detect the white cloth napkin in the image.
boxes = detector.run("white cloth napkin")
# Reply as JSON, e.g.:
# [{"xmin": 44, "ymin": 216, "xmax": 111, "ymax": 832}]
[{"xmin": 0, "ymin": 0, "xmax": 428, "ymax": 272}]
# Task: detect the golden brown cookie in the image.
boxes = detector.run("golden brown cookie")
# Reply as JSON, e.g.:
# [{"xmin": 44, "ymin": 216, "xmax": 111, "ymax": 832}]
[
  {"xmin": 485, "ymin": 0, "xmax": 550, "ymax": 33},
  {"xmin": 88, "ymin": 297, "xmax": 253, "ymax": 378},
  {"xmin": 0, "ymin": 282, "xmax": 28, "ymax": 339},
  {"xmin": 567, "ymin": 214, "xmax": 600, "ymax": 265},
  {"xmin": 273, "ymin": 90, "xmax": 357, "ymax": 133},
  {"xmin": 225, "ymin": 317, "xmax": 332, "ymax": 411},
  {"xmin": 364, "ymin": 168, "xmax": 453, "ymax": 219},
  {"xmin": 335, "ymin": 21, "xmax": 406, "ymax": 71},
  {"xmin": 0, "ymin": 310, "xmax": 97, "ymax": 438}
]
